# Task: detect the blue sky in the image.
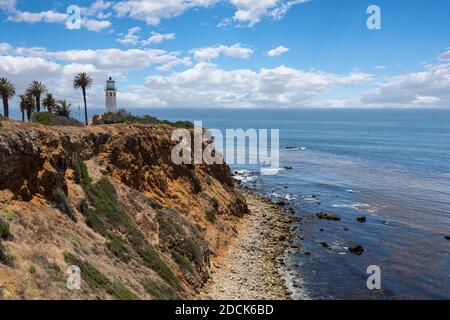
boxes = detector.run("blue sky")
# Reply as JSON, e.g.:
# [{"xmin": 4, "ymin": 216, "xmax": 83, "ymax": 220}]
[{"xmin": 1, "ymin": 0, "xmax": 449, "ymax": 109}]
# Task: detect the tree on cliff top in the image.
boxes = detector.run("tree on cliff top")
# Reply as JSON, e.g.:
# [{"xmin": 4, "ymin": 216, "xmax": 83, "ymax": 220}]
[
  {"xmin": 0, "ymin": 78, "xmax": 16, "ymax": 118},
  {"xmin": 26, "ymin": 80, "xmax": 47, "ymax": 113},
  {"xmin": 73, "ymin": 73, "xmax": 93, "ymax": 126}
]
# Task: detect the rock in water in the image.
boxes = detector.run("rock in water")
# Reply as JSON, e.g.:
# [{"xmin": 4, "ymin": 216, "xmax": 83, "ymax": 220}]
[
  {"xmin": 348, "ymin": 245, "xmax": 365, "ymax": 255},
  {"xmin": 445, "ymin": 235, "xmax": 450, "ymax": 240},
  {"xmin": 316, "ymin": 212, "xmax": 341, "ymax": 221},
  {"xmin": 356, "ymin": 216, "xmax": 367, "ymax": 223}
]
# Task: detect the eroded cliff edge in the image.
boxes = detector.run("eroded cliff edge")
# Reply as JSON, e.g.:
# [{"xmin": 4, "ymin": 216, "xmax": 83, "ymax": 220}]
[{"xmin": 0, "ymin": 121, "xmax": 248, "ymax": 299}]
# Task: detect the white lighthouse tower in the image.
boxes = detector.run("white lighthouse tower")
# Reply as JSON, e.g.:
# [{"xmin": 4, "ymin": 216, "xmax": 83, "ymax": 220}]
[{"xmin": 105, "ymin": 77, "xmax": 117, "ymax": 113}]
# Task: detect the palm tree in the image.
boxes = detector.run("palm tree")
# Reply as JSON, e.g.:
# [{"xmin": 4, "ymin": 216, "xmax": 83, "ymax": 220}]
[
  {"xmin": 26, "ymin": 80, "xmax": 47, "ymax": 112},
  {"xmin": 18, "ymin": 94, "xmax": 26, "ymax": 122},
  {"xmin": 0, "ymin": 77, "xmax": 16, "ymax": 118},
  {"xmin": 22, "ymin": 93, "xmax": 36, "ymax": 121},
  {"xmin": 43, "ymin": 93, "xmax": 57, "ymax": 113},
  {"xmin": 56, "ymin": 100, "xmax": 71, "ymax": 118},
  {"xmin": 73, "ymin": 73, "xmax": 93, "ymax": 126}
]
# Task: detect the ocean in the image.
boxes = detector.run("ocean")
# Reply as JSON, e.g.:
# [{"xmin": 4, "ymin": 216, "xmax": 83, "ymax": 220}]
[
  {"xmin": 132, "ymin": 108, "xmax": 450, "ymax": 300},
  {"xmin": 9, "ymin": 107, "xmax": 450, "ymax": 299}
]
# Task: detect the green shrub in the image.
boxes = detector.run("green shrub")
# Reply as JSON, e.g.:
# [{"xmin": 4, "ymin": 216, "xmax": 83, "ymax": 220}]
[
  {"xmin": 51, "ymin": 187, "xmax": 77, "ymax": 222},
  {"xmin": 184, "ymin": 238, "xmax": 203, "ymax": 265},
  {"xmin": 73, "ymin": 161, "xmax": 92, "ymax": 185},
  {"xmin": 84, "ymin": 178, "xmax": 146, "ymax": 249},
  {"xmin": 0, "ymin": 217, "xmax": 12, "ymax": 240},
  {"xmin": 32, "ymin": 112, "xmax": 82, "ymax": 127},
  {"xmin": 205, "ymin": 175, "xmax": 213, "ymax": 186},
  {"xmin": 32, "ymin": 112, "xmax": 53, "ymax": 125},
  {"xmin": 29, "ymin": 265, "xmax": 36, "ymax": 274},
  {"xmin": 192, "ymin": 176, "xmax": 202, "ymax": 194},
  {"xmin": 106, "ymin": 234, "xmax": 131, "ymax": 263},
  {"xmin": 172, "ymin": 251, "xmax": 194, "ymax": 274},
  {"xmin": 205, "ymin": 209, "xmax": 216, "ymax": 223},
  {"xmin": 0, "ymin": 243, "xmax": 14, "ymax": 266},
  {"xmin": 210, "ymin": 197, "xmax": 219, "ymax": 211},
  {"xmin": 92, "ymin": 109, "xmax": 194, "ymax": 129},
  {"xmin": 84, "ymin": 208, "xmax": 107, "ymax": 235},
  {"xmin": 108, "ymin": 282, "xmax": 139, "ymax": 300},
  {"xmin": 138, "ymin": 247, "xmax": 181, "ymax": 290},
  {"xmin": 141, "ymin": 278, "xmax": 176, "ymax": 300},
  {"xmin": 63, "ymin": 252, "xmax": 137, "ymax": 300},
  {"xmin": 3, "ymin": 207, "xmax": 17, "ymax": 222}
]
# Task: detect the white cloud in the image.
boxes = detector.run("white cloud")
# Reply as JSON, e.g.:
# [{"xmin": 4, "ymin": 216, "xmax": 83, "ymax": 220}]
[
  {"xmin": 114, "ymin": 0, "xmax": 218, "ymax": 26},
  {"xmin": 0, "ymin": 42, "xmax": 12, "ymax": 53},
  {"xmin": 0, "ymin": 55, "xmax": 62, "ymax": 95},
  {"xmin": 230, "ymin": 0, "xmax": 308, "ymax": 27},
  {"xmin": 439, "ymin": 48, "xmax": 450, "ymax": 61},
  {"xmin": 82, "ymin": 0, "xmax": 113, "ymax": 19},
  {"xmin": 361, "ymin": 63, "xmax": 450, "ymax": 107},
  {"xmin": 82, "ymin": 18, "xmax": 112, "ymax": 32},
  {"xmin": 114, "ymin": 0, "xmax": 306, "ymax": 27},
  {"xmin": 138, "ymin": 62, "xmax": 371, "ymax": 108},
  {"xmin": 192, "ymin": 44, "xmax": 253, "ymax": 61},
  {"xmin": 4, "ymin": 1, "xmax": 112, "ymax": 32},
  {"xmin": 8, "ymin": 10, "xmax": 68, "ymax": 23},
  {"xmin": 142, "ymin": 32, "xmax": 176, "ymax": 45},
  {"xmin": 117, "ymin": 26, "xmax": 142, "ymax": 45},
  {"xmin": 373, "ymin": 65, "xmax": 387, "ymax": 70},
  {"xmin": 9, "ymin": 43, "xmax": 191, "ymax": 73},
  {"xmin": 0, "ymin": 0, "xmax": 16, "ymax": 12},
  {"xmin": 267, "ymin": 45, "xmax": 289, "ymax": 57}
]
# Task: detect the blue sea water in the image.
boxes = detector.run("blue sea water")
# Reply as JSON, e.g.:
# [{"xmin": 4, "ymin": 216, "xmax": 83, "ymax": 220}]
[{"xmin": 9, "ymin": 107, "xmax": 450, "ymax": 299}]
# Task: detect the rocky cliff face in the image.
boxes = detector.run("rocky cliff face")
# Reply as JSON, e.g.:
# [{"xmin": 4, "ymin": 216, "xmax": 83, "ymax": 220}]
[{"xmin": 0, "ymin": 121, "xmax": 248, "ymax": 299}]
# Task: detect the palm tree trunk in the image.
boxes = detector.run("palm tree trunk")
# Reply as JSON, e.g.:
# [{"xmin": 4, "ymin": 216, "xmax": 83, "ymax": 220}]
[
  {"xmin": 2, "ymin": 96, "xmax": 9, "ymax": 118},
  {"xmin": 27, "ymin": 108, "xmax": 32, "ymax": 122},
  {"xmin": 83, "ymin": 87, "xmax": 88, "ymax": 126},
  {"xmin": 21, "ymin": 109, "xmax": 25, "ymax": 122},
  {"xmin": 36, "ymin": 95, "xmax": 41, "ymax": 112}
]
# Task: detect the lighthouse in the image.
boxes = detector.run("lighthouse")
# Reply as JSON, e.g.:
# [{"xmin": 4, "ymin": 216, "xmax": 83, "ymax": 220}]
[{"xmin": 105, "ymin": 77, "xmax": 117, "ymax": 113}]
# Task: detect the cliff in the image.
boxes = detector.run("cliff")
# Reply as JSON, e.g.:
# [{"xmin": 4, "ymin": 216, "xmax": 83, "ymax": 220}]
[{"xmin": 0, "ymin": 120, "xmax": 248, "ymax": 299}]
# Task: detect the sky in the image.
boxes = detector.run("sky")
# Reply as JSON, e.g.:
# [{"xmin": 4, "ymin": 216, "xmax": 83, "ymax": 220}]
[{"xmin": 0, "ymin": 0, "xmax": 449, "ymax": 110}]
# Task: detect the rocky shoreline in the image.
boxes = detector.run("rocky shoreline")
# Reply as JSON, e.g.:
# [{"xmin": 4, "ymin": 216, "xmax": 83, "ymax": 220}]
[{"xmin": 201, "ymin": 190, "xmax": 307, "ymax": 300}]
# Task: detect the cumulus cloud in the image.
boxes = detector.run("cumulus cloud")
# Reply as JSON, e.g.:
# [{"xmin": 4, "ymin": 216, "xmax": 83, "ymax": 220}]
[
  {"xmin": 8, "ymin": 10, "xmax": 68, "ymax": 23},
  {"xmin": 114, "ymin": 0, "xmax": 307, "ymax": 27},
  {"xmin": 142, "ymin": 32, "xmax": 176, "ymax": 45},
  {"xmin": 191, "ymin": 44, "xmax": 253, "ymax": 61},
  {"xmin": 137, "ymin": 62, "xmax": 371, "ymax": 108},
  {"xmin": 0, "ymin": 0, "xmax": 16, "ymax": 12},
  {"xmin": 81, "ymin": 0, "xmax": 113, "ymax": 19},
  {"xmin": 361, "ymin": 63, "xmax": 450, "ymax": 107},
  {"xmin": 438, "ymin": 48, "xmax": 450, "ymax": 61},
  {"xmin": 4, "ymin": 1, "xmax": 112, "ymax": 32},
  {"xmin": 114, "ymin": 0, "xmax": 218, "ymax": 26},
  {"xmin": 117, "ymin": 26, "xmax": 142, "ymax": 45},
  {"xmin": 0, "ymin": 42, "xmax": 13, "ymax": 53},
  {"xmin": 267, "ymin": 45, "xmax": 289, "ymax": 57},
  {"xmin": 230, "ymin": 0, "xmax": 308, "ymax": 27}
]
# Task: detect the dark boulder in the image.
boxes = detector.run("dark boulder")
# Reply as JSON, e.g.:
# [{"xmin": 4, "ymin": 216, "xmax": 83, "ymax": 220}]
[
  {"xmin": 348, "ymin": 245, "xmax": 365, "ymax": 255},
  {"xmin": 356, "ymin": 216, "xmax": 367, "ymax": 223},
  {"xmin": 316, "ymin": 212, "xmax": 341, "ymax": 221}
]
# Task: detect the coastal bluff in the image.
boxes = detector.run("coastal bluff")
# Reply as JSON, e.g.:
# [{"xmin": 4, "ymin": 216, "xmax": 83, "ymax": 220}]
[{"xmin": 0, "ymin": 121, "xmax": 248, "ymax": 299}]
